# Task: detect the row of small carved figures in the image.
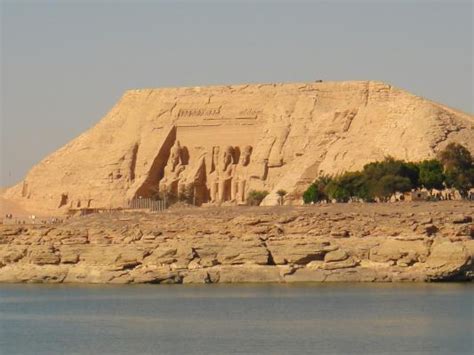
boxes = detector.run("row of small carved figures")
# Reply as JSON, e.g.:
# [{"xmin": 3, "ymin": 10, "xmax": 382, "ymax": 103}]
[
  {"xmin": 177, "ymin": 108, "xmax": 221, "ymax": 118},
  {"xmin": 177, "ymin": 107, "xmax": 264, "ymax": 118}
]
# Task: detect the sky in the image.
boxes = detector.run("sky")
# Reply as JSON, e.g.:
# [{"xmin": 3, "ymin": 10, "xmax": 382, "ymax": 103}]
[{"xmin": 0, "ymin": 0, "xmax": 472, "ymax": 186}]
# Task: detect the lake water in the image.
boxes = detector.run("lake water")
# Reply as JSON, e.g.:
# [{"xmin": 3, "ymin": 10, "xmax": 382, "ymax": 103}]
[{"xmin": 0, "ymin": 283, "xmax": 472, "ymax": 355}]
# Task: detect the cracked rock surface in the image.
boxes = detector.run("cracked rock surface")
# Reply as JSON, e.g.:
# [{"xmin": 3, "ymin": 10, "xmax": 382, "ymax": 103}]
[{"xmin": 1, "ymin": 202, "xmax": 473, "ymax": 284}]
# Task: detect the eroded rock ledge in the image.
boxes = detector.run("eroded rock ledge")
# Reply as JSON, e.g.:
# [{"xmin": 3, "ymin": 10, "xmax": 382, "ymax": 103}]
[{"xmin": 1, "ymin": 202, "xmax": 473, "ymax": 284}]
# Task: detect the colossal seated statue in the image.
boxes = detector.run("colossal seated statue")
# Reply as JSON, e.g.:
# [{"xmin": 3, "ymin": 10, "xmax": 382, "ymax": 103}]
[
  {"xmin": 209, "ymin": 146, "xmax": 235, "ymax": 203},
  {"xmin": 231, "ymin": 145, "xmax": 253, "ymax": 204},
  {"xmin": 159, "ymin": 140, "xmax": 186, "ymax": 198},
  {"xmin": 177, "ymin": 154, "xmax": 207, "ymax": 205}
]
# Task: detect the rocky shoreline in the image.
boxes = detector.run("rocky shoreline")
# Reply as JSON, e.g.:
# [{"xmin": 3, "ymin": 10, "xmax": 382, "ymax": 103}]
[{"xmin": 1, "ymin": 202, "xmax": 473, "ymax": 284}]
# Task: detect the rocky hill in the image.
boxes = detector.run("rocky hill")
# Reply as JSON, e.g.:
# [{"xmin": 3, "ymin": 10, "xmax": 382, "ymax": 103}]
[{"xmin": 3, "ymin": 81, "xmax": 473, "ymax": 215}]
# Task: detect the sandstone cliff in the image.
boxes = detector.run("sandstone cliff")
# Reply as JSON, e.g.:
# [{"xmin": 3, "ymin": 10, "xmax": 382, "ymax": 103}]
[
  {"xmin": 3, "ymin": 81, "xmax": 473, "ymax": 214},
  {"xmin": 0, "ymin": 202, "xmax": 472, "ymax": 283}
]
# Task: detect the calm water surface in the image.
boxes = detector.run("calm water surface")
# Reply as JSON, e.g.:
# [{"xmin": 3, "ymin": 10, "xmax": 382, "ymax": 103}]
[{"xmin": 0, "ymin": 283, "xmax": 472, "ymax": 355}]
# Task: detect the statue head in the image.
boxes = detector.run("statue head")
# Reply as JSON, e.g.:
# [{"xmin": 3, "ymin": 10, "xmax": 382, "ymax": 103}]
[{"xmin": 240, "ymin": 146, "xmax": 252, "ymax": 166}]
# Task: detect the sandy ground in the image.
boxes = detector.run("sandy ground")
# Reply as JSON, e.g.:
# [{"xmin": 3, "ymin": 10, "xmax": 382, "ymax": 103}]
[
  {"xmin": 61, "ymin": 200, "xmax": 474, "ymax": 228},
  {"xmin": 152, "ymin": 200, "xmax": 473, "ymax": 218},
  {"xmin": 1, "ymin": 197, "xmax": 472, "ymax": 225}
]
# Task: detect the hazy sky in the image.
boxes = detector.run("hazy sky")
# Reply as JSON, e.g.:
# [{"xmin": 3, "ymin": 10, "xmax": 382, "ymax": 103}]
[{"xmin": 1, "ymin": 0, "xmax": 472, "ymax": 186}]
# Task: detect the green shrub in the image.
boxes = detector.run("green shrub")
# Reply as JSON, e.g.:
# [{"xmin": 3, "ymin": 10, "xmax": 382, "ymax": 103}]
[
  {"xmin": 302, "ymin": 143, "xmax": 473, "ymax": 203},
  {"xmin": 362, "ymin": 157, "xmax": 419, "ymax": 188},
  {"xmin": 418, "ymin": 159, "xmax": 445, "ymax": 191},
  {"xmin": 438, "ymin": 143, "xmax": 473, "ymax": 197},
  {"xmin": 247, "ymin": 190, "xmax": 269, "ymax": 206},
  {"xmin": 372, "ymin": 175, "xmax": 412, "ymax": 201},
  {"xmin": 303, "ymin": 175, "xmax": 332, "ymax": 203}
]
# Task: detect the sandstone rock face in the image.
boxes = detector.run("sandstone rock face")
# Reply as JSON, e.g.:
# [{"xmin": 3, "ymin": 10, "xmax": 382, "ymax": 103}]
[
  {"xmin": 2, "ymin": 81, "xmax": 473, "ymax": 214},
  {"xmin": 1, "ymin": 202, "xmax": 472, "ymax": 284}
]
